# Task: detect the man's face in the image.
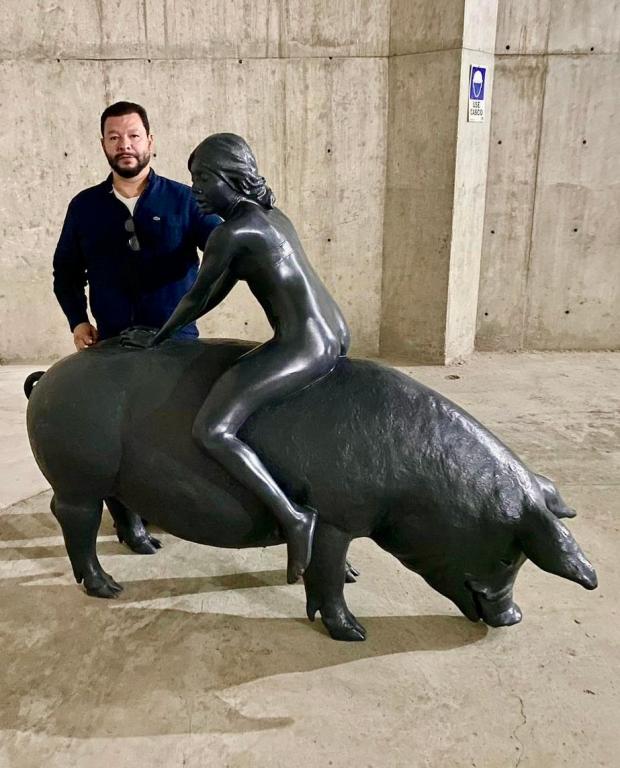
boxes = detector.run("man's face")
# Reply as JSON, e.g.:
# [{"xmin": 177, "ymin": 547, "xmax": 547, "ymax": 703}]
[{"xmin": 101, "ymin": 113, "xmax": 153, "ymax": 178}]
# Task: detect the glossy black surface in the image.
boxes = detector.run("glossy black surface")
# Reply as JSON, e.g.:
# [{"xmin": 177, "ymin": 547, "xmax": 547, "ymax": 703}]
[{"xmin": 26, "ymin": 339, "xmax": 597, "ymax": 641}]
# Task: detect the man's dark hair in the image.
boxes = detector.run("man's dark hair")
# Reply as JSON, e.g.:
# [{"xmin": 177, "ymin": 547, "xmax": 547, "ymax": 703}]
[{"xmin": 100, "ymin": 101, "xmax": 150, "ymax": 136}]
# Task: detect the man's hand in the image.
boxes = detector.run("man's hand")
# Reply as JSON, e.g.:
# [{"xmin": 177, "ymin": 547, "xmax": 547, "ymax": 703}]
[
  {"xmin": 120, "ymin": 326, "xmax": 159, "ymax": 349},
  {"xmin": 73, "ymin": 322, "xmax": 99, "ymax": 351}
]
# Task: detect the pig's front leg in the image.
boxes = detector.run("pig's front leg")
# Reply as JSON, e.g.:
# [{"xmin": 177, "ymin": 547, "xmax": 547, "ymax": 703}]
[{"xmin": 304, "ymin": 520, "xmax": 366, "ymax": 641}]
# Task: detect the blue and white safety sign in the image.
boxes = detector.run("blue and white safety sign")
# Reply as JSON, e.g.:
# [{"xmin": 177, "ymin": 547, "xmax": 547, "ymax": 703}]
[{"xmin": 468, "ymin": 66, "xmax": 486, "ymax": 122}]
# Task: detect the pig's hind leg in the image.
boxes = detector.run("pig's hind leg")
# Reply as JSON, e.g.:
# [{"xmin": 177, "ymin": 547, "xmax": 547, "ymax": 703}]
[
  {"xmin": 51, "ymin": 494, "xmax": 123, "ymax": 598},
  {"xmin": 345, "ymin": 560, "xmax": 360, "ymax": 583},
  {"xmin": 304, "ymin": 521, "xmax": 366, "ymax": 641},
  {"xmin": 106, "ymin": 497, "xmax": 162, "ymax": 554}
]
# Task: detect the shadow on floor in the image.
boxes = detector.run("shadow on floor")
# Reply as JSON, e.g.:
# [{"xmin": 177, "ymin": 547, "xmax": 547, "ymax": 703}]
[
  {"xmin": 0, "ymin": 508, "xmax": 153, "ymax": 560},
  {"xmin": 0, "ymin": 541, "xmax": 134, "ymax": 561},
  {"xmin": 0, "ymin": 572, "xmax": 487, "ymax": 738},
  {"xmin": 0, "ymin": 512, "xmax": 59, "ymax": 541}
]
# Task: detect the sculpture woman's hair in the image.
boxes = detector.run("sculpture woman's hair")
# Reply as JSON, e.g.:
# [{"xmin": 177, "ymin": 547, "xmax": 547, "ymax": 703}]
[{"xmin": 188, "ymin": 133, "xmax": 276, "ymax": 209}]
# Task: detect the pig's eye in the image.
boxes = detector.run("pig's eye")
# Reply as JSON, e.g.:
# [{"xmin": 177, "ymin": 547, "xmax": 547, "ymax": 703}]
[{"xmin": 500, "ymin": 558, "xmax": 512, "ymax": 568}]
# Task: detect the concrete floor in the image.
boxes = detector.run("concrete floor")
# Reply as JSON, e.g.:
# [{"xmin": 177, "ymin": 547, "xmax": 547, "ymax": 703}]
[{"xmin": 0, "ymin": 353, "xmax": 618, "ymax": 767}]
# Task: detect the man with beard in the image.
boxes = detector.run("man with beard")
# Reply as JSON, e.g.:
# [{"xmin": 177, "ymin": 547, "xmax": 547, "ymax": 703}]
[
  {"xmin": 53, "ymin": 101, "xmax": 221, "ymax": 350},
  {"xmin": 52, "ymin": 101, "xmax": 221, "ymax": 554}
]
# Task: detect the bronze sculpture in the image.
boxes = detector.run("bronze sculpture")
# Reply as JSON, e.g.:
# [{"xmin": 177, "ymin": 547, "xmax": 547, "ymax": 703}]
[
  {"xmin": 122, "ymin": 134, "xmax": 350, "ymax": 584},
  {"xmin": 25, "ymin": 341, "xmax": 596, "ymax": 641},
  {"xmin": 25, "ymin": 134, "xmax": 597, "ymax": 641}
]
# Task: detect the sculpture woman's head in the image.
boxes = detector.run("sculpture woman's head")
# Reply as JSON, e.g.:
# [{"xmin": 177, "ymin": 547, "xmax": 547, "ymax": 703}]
[{"xmin": 188, "ymin": 133, "xmax": 275, "ymax": 217}]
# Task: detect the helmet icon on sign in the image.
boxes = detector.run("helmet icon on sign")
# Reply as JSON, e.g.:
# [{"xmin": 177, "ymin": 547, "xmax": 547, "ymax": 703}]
[
  {"xmin": 472, "ymin": 69, "xmax": 484, "ymax": 98},
  {"xmin": 469, "ymin": 67, "xmax": 486, "ymax": 101}
]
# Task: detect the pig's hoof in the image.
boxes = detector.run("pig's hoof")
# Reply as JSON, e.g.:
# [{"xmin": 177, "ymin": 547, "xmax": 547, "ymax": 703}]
[
  {"xmin": 322, "ymin": 611, "xmax": 367, "ymax": 641},
  {"xmin": 310, "ymin": 602, "xmax": 366, "ymax": 641},
  {"xmin": 485, "ymin": 602, "xmax": 522, "ymax": 628},
  {"xmin": 127, "ymin": 533, "xmax": 162, "ymax": 555},
  {"xmin": 83, "ymin": 571, "xmax": 124, "ymax": 599},
  {"xmin": 116, "ymin": 525, "xmax": 162, "ymax": 554},
  {"xmin": 345, "ymin": 560, "xmax": 360, "ymax": 583}
]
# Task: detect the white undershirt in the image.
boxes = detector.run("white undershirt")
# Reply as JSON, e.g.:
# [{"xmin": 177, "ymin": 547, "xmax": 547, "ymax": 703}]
[{"xmin": 113, "ymin": 187, "xmax": 140, "ymax": 216}]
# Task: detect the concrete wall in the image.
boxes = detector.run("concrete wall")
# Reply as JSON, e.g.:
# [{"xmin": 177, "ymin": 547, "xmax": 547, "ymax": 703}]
[
  {"xmin": 477, "ymin": 0, "xmax": 620, "ymax": 351},
  {"xmin": 1, "ymin": 2, "xmax": 617, "ymax": 362},
  {"xmin": 0, "ymin": 1, "xmax": 388, "ymax": 362},
  {"xmin": 381, "ymin": 0, "xmax": 497, "ymax": 363}
]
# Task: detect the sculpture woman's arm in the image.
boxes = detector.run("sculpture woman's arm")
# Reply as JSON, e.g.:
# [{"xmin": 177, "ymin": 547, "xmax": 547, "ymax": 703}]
[
  {"xmin": 201, "ymin": 270, "xmax": 237, "ymax": 315},
  {"xmin": 120, "ymin": 229, "xmax": 236, "ymax": 349},
  {"xmin": 151, "ymin": 228, "xmax": 237, "ymax": 345}
]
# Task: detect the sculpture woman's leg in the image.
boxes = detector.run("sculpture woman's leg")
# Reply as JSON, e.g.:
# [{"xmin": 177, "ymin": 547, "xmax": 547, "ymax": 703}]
[
  {"xmin": 192, "ymin": 339, "xmax": 338, "ymax": 583},
  {"xmin": 51, "ymin": 494, "xmax": 123, "ymax": 598}
]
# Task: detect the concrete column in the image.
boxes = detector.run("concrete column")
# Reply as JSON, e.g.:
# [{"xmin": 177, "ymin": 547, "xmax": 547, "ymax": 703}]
[{"xmin": 380, "ymin": 0, "xmax": 498, "ymax": 363}]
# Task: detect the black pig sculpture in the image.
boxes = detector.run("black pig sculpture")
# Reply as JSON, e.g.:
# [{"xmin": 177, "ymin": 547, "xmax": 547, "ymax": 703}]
[{"xmin": 25, "ymin": 338, "xmax": 597, "ymax": 641}]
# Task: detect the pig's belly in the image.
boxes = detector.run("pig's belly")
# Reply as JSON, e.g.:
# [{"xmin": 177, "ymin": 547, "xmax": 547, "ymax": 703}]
[{"xmin": 115, "ymin": 432, "xmax": 283, "ymax": 550}]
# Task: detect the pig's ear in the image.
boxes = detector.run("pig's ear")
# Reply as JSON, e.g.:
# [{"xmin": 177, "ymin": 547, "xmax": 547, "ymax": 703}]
[
  {"xmin": 518, "ymin": 505, "xmax": 597, "ymax": 590},
  {"xmin": 549, "ymin": 505, "xmax": 577, "ymax": 520}
]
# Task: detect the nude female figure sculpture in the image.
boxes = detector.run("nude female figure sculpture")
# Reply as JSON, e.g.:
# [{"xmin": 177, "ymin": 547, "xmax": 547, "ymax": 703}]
[{"xmin": 123, "ymin": 133, "xmax": 350, "ymax": 583}]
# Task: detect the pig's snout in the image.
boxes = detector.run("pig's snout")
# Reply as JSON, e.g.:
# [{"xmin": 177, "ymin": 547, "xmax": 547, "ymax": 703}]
[
  {"xmin": 466, "ymin": 579, "xmax": 523, "ymax": 628},
  {"xmin": 474, "ymin": 591, "xmax": 522, "ymax": 627}
]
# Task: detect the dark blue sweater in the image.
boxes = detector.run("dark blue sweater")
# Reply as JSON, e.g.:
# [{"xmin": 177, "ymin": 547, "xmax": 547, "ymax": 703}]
[{"xmin": 53, "ymin": 169, "xmax": 221, "ymax": 340}]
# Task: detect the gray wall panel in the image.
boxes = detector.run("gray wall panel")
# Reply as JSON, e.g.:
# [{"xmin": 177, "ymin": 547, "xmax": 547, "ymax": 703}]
[
  {"xmin": 478, "ymin": 1, "xmax": 619, "ymax": 351},
  {"xmin": 0, "ymin": 0, "xmax": 390, "ymax": 60},
  {"xmin": 524, "ymin": 54, "xmax": 620, "ymax": 349},
  {"xmin": 0, "ymin": 54, "xmax": 387, "ymax": 361}
]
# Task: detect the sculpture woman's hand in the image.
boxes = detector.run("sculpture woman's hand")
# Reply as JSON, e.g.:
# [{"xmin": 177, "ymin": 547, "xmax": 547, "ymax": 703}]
[{"xmin": 120, "ymin": 326, "xmax": 159, "ymax": 349}]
